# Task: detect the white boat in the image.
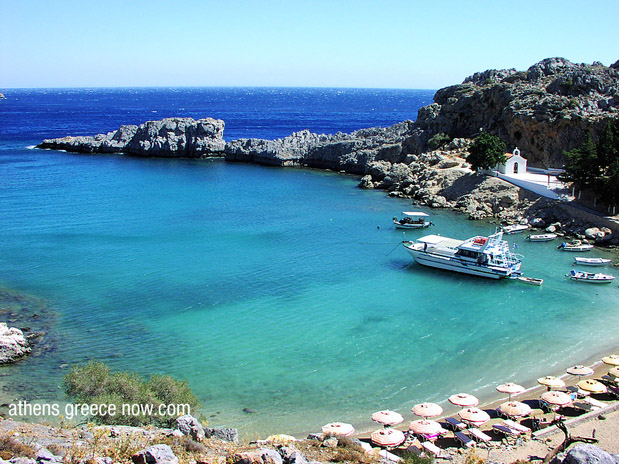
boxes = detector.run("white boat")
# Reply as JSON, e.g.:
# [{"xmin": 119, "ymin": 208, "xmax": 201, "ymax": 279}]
[
  {"xmin": 525, "ymin": 233, "xmax": 557, "ymax": 242},
  {"xmin": 393, "ymin": 212, "xmax": 432, "ymax": 229},
  {"xmin": 568, "ymin": 269, "xmax": 615, "ymax": 283},
  {"xmin": 517, "ymin": 276, "xmax": 544, "ymax": 286},
  {"xmin": 402, "ymin": 230, "xmax": 522, "ymax": 279},
  {"xmin": 573, "ymin": 257, "xmax": 612, "ymax": 266},
  {"xmin": 502, "ymin": 224, "xmax": 531, "ymax": 234},
  {"xmin": 557, "ymin": 242, "xmax": 594, "ymax": 252}
]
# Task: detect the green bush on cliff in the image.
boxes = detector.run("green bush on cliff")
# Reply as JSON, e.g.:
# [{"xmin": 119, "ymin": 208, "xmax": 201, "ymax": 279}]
[
  {"xmin": 63, "ymin": 361, "xmax": 201, "ymax": 427},
  {"xmin": 560, "ymin": 119, "xmax": 619, "ymax": 206},
  {"xmin": 427, "ymin": 132, "xmax": 451, "ymax": 151},
  {"xmin": 466, "ymin": 132, "xmax": 506, "ymax": 171}
]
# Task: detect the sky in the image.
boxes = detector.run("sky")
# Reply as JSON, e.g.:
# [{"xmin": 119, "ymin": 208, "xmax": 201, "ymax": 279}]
[{"xmin": 1, "ymin": 0, "xmax": 618, "ymax": 89}]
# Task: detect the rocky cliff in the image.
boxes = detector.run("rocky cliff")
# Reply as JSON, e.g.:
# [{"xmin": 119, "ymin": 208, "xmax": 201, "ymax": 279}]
[
  {"xmin": 416, "ymin": 57, "xmax": 619, "ymax": 167},
  {"xmin": 37, "ymin": 117, "xmax": 226, "ymax": 158}
]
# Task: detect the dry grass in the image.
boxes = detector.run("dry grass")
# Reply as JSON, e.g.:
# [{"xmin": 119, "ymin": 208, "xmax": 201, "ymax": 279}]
[{"xmin": 0, "ymin": 434, "xmax": 37, "ymax": 459}]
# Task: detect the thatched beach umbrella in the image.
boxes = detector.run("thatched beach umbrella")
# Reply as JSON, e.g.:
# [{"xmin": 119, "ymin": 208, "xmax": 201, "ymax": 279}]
[
  {"xmin": 321, "ymin": 422, "xmax": 355, "ymax": 437},
  {"xmin": 409, "ymin": 419, "xmax": 444, "ymax": 435},
  {"xmin": 371, "ymin": 410, "xmax": 404, "ymax": 427},
  {"xmin": 566, "ymin": 365, "xmax": 594, "ymax": 381},
  {"xmin": 370, "ymin": 428, "xmax": 405, "ymax": 447},
  {"xmin": 498, "ymin": 401, "xmax": 532, "ymax": 418},
  {"xmin": 458, "ymin": 407, "xmax": 490, "ymax": 426},
  {"xmin": 537, "ymin": 375, "xmax": 566, "ymax": 390},
  {"xmin": 448, "ymin": 393, "xmax": 479, "ymax": 407},
  {"xmin": 496, "ymin": 382, "xmax": 525, "ymax": 401},
  {"xmin": 577, "ymin": 379, "xmax": 607, "ymax": 394},
  {"xmin": 602, "ymin": 354, "xmax": 619, "ymax": 366},
  {"xmin": 411, "ymin": 402, "xmax": 443, "ymax": 419},
  {"xmin": 609, "ymin": 366, "xmax": 619, "ymax": 378}
]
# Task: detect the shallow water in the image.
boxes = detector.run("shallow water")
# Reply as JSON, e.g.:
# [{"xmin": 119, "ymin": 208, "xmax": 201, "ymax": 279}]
[{"xmin": 0, "ymin": 88, "xmax": 618, "ymax": 437}]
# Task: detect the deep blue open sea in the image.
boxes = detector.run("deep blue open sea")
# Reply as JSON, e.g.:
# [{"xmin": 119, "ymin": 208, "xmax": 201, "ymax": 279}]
[{"xmin": 1, "ymin": 87, "xmax": 618, "ymax": 438}]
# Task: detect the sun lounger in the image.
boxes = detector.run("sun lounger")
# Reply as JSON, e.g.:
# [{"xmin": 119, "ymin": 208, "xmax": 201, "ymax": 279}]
[
  {"xmin": 502, "ymin": 419, "xmax": 531, "ymax": 434},
  {"xmin": 582, "ymin": 397, "xmax": 605, "ymax": 409},
  {"xmin": 445, "ymin": 417, "xmax": 466, "ymax": 431},
  {"xmin": 492, "ymin": 424, "xmax": 521, "ymax": 438},
  {"xmin": 422, "ymin": 441, "xmax": 451, "ymax": 459},
  {"xmin": 454, "ymin": 431, "xmax": 474, "ymax": 448},
  {"xmin": 467, "ymin": 428, "xmax": 492, "ymax": 443}
]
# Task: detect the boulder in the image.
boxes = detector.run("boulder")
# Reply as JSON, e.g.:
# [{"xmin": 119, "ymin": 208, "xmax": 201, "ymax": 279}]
[
  {"xmin": 175, "ymin": 414, "xmax": 205, "ymax": 441},
  {"xmin": 358, "ymin": 175, "xmax": 374, "ymax": 189},
  {"xmin": 584, "ymin": 227, "xmax": 605, "ymax": 240},
  {"xmin": 35, "ymin": 448, "xmax": 61, "ymax": 463},
  {"xmin": 287, "ymin": 451, "xmax": 308, "ymax": 464},
  {"xmin": 233, "ymin": 450, "xmax": 282, "ymax": 464},
  {"xmin": 562, "ymin": 444, "xmax": 619, "ymax": 464},
  {"xmin": 204, "ymin": 427, "xmax": 239, "ymax": 444},
  {"xmin": 0, "ymin": 323, "xmax": 31, "ymax": 364},
  {"xmin": 132, "ymin": 445, "xmax": 178, "ymax": 464}
]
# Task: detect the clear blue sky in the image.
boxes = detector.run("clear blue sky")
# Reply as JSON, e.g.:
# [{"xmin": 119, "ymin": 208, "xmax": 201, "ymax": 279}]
[{"xmin": 2, "ymin": 0, "xmax": 617, "ymax": 89}]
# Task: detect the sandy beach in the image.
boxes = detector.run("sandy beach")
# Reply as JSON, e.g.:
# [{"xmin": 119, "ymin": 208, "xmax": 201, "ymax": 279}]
[{"xmin": 359, "ymin": 349, "xmax": 619, "ymax": 462}]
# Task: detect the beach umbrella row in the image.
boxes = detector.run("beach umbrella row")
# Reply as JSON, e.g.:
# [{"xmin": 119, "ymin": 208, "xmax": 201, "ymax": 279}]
[{"xmin": 324, "ymin": 352, "xmax": 617, "ymax": 446}]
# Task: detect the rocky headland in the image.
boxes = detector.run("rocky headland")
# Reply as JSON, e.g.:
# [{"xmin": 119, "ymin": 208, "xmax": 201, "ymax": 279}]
[{"xmin": 36, "ymin": 58, "xmax": 619, "ymax": 241}]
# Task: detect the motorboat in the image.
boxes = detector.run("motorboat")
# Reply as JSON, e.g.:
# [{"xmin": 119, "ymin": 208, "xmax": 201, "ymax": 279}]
[
  {"xmin": 516, "ymin": 276, "xmax": 544, "ymax": 286},
  {"xmin": 557, "ymin": 242, "xmax": 594, "ymax": 252},
  {"xmin": 402, "ymin": 230, "xmax": 522, "ymax": 279},
  {"xmin": 393, "ymin": 212, "xmax": 432, "ymax": 229},
  {"xmin": 568, "ymin": 270, "xmax": 615, "ymax": 283},
  {"xmin": 502, "ymin": 224, "xmax": 531, "ymax": 234},
  {"xmin": 525, "ymin": 233, "xmax": 557, "ymax": 242},
  {"xmin": 573, "ymin": 257, "xmax": 612, "ymax": 266}
]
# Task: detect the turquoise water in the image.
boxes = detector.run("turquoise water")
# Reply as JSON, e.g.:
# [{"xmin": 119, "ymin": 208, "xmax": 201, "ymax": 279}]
[
  {"xmin": 1, "ymin": 87, "xmax": 618, "ymax": 438},
  {"xmin": 2, "ymin": 148, "xmax": 618, "ymax": 437}
]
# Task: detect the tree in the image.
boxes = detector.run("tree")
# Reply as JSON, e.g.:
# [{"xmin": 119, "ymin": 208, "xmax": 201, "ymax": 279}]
[
  {"xmin": 466, "ymin": 132, "xmax": 507, "ymax": 171},
  {"xmin": 559, "ymin": 119, "xmax": 619, "ymax": 206}
]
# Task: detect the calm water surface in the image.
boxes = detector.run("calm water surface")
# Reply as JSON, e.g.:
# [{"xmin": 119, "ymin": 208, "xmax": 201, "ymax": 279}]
[{"xmin": 0, "ymin": 88, "xmax": 618, "ymax": 437}]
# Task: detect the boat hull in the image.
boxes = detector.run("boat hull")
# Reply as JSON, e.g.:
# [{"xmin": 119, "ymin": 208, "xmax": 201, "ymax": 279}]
[
  {"xmin": 526, "ymin": 234, "xmax": 557, "ymax": 242},
  {"xmin": 573, "ymin": 258, "xmax": 611, "ymax": 266},
  {"xmin": 394, "ymin": 221, "xmax": 430, "ymax": 230},
  {"xmin": 569, "ymin": 277, "xmax": 614, "ymax": 283},
  {"xmin": 403, "ymin": 244, "xmax": 519, "ymax": 279}
]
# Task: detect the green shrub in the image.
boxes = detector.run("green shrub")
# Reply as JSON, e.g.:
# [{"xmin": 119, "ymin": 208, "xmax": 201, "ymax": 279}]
[
  {"xmin": 427, "ymin": 133, "xmax": 452, "ymax": 151},
  {"xmin": 63, "ymin": 361, "xmax": 201, "ymax": 427}
]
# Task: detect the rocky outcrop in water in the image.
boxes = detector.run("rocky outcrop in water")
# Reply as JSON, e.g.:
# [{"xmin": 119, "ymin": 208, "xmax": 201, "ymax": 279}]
[
  {"xmin": 224, "ymin": 122, "xmax": 418, "ymax": 173},
  {"xmin": 0, "ymin": 322, "xmax": 31, "ymax": 364},
  {"xmin": 37, "ymin": 117, "xmax": 225, "ymax": 158}
]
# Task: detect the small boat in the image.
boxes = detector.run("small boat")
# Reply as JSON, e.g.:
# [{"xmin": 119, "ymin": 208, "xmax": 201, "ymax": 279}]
[
  {"xmin": 525, "ymin": 233, "xmax": 557, "ymax": 242},
  {"xmin": 568, "ymin": 269, "xmax": 615, "ymax": 283},
  {"xmin": 517, "ymin": 276, "xmax": 544, "ymax": 286},
  {"xmin": 557, "ymin": 242, "xmax": 594, "ymax": 252},
  {"xmin": 393, "ymin": 212, "xmax": 432, "ymax": 229},
  {"xmin": 502, "ymin": 224, "xmax": 531, "ymax": 234},
  {"xmin": 402, "ymin": 230, "xmax": 522, "ymax": 279},
  {"xmin": 574, "ymin": 257, "xmax": 612, "ymax": 266}
]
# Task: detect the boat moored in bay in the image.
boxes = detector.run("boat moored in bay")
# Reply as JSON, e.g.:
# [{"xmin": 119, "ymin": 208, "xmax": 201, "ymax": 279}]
[
  {"xmin": 573, "ymin": 257, "xmax": 612, "ymax": 266},
  {"xmin": 502, "ymin": 224, "xmax": 531, "ymax": 234},
  {"xmin": 557, "ymin": 242, "xmax": 594, "ymax": 252},
  {"xmin": 525, "ymin": 233, "xmax": 557, "ymax": 242},
  {"xmin": 567, "ymin": 269, "xmax": 615, "ymax": 283},
  {"xmin": 402, "ymin": 230, "xmax": 523, "ymax": 279},
  {"xmin": 393, "ymin": 212, "xmax": 432, "ymax": 229}
]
